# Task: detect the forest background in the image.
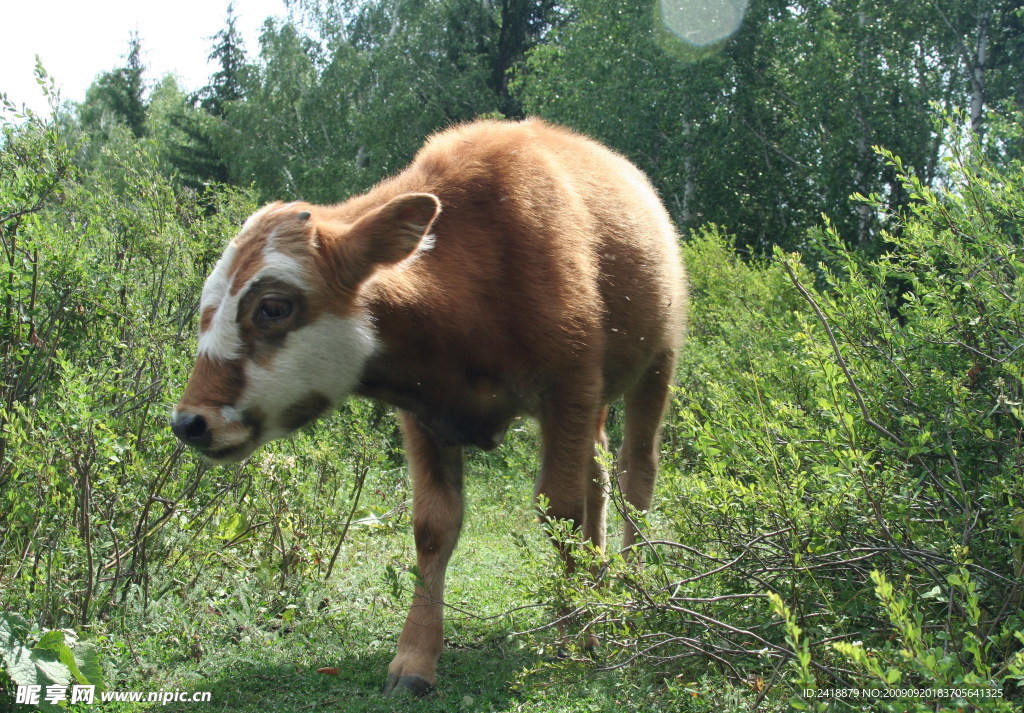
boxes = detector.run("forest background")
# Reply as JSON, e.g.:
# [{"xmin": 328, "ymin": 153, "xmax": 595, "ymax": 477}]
[{"xmin": 2, "ymin": 1, "xmax": 1024, "ymax": 711}]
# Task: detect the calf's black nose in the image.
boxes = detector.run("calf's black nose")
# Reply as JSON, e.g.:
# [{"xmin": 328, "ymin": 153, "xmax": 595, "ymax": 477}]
[{"xmin": 172, "ymin": 412, "xmax": 211, "ymax": 448}]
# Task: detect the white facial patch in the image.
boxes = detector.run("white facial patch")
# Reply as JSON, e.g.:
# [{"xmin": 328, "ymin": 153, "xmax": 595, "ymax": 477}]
[
  {"xmin": 240, "ymin": 313, "xmax": 377, "ymax": 443},
  {"xmin": 260, "ymin": 241, "xmax": 310, "ymax": 286},
  {"xmin": 200, "ymin": 248, "xmax": 312, "ymax": 359},
  {"xmin": 198, "ymin": 243, "xmax": 244, "ymax": 360},
  {"xmin": 197, "ymin": 212, "xmax": 312, "ymax": 361}
]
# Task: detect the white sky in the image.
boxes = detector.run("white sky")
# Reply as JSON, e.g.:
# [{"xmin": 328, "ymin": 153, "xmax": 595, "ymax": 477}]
[{"xmin": 2, "ymin": 0, "xmax": 291, "ymax": 115}]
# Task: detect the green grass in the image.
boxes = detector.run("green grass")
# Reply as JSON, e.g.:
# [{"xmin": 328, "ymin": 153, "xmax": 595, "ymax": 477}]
[
  {"xmin": 81, "ymin": 431, "xmax": 755, "ymax": 713},
  {"xmin": 130, "ymin": 466, "xmax": 537, "ymax": 711}
]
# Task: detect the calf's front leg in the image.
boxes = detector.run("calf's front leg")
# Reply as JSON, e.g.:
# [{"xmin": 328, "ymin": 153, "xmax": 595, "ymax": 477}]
[{"xmin": 384, "ymin": 411, "xmax": 464, "ymax": 697}]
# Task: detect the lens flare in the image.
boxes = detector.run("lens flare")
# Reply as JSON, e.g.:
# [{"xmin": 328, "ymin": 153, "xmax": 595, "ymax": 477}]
[{"xmin": 658, "ymin": 0, "xmax": 749, "ymax": 47}]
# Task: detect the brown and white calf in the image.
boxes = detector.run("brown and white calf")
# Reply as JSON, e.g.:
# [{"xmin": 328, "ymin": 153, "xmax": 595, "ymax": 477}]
[{"xmin": 172, "ymin": 119, "xmax": 687, "ymax": 695}]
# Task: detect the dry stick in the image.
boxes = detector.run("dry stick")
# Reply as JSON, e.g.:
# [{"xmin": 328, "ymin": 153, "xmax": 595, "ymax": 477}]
[
  {"xmin": 782, "ymin": 260, "xmax": 905, "ymax": 447},
  {"xmin": 752, "ymin": 651, "xmax": 790, "ymax": 711},
  {"xmin": 92, "ymin": 522, "xmax": 124, "ymax": 619},
  {"xmin": 597, "ymin": 633, "xmax": 744, "ymax": 679},
  {"xmin": 10, "ymin": 519, "xmax": 43, "ymax": 583},
  {"xmin": 943, "ymin": 405, "xmax": 976, "ymax": 543},
  {"xmin": 323, "ymin": 452, "xmax": 370, "ymax": 581},
  {"xmin": 671, "ymin": 604, "xmax": 861, "ymax": 682},
  {"xmin": 120, "ymin": 444, "xmax": 187, "ymax": 602},
  {"xmin": 664, "ymin": 605, "xmax": 798, "ymax": 663},
  {"xmin": 75, "ymin": 440, "xmax": 95, "ymax": 627},
  {"xmin": 668, "ymin": 526, "xmax": 794, "ymax": 591},
  {"xmin": 151, "ymin": 482, "xmax": 239, "ymax": 589}
]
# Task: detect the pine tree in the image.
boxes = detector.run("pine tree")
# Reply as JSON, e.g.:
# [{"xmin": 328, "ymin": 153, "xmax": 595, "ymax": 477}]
[
  {"xmin": 164, "ymin": 4, "xmax": 249, "ymax": 189},
  {"xmin": 79, "ymin": 33, "xmax": 147, "ymax": 139},
  {"xmin": 194, "ymin": 2, "xmax": 247, "ymax": 117}
]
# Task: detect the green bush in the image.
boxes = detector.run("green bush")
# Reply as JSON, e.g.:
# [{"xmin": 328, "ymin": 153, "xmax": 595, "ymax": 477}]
[
  {"xmin": 528, "ymin": 112, "xmax": 1024, "ymax": 711},
  {"xmin": 0, "ymin": 88, "xmax": 409, "ymax": 700}
]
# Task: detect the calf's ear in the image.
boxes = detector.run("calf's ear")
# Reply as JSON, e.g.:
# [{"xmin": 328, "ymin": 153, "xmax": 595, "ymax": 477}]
[
  {"xmin": 355, "ymin": 192, "xmax": 441, "ymax": 264},
  {"xmin": 316, "ymin": 193, "xmax": 441, "ymax": 287}
]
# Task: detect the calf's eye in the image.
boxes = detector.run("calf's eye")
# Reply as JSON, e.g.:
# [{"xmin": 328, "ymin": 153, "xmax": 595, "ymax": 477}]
[{"xmin": 257, "ymin": 298, "xmax": 293, "ymax": 322}]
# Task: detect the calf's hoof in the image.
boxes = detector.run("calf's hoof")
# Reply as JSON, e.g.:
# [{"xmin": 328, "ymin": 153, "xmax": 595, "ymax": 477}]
[{"xmin": 383, "ymin": 673, "xmax": 433, "ymax": 698}]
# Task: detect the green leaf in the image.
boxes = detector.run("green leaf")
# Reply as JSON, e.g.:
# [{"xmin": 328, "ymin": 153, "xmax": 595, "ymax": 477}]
[
  {"xmin": 0, "ymin": 612, "xmax": 31, "ymax": 653},
  {"xmin": 2, "ymin": 644, "xmax": 38, "ymax": 686},
  {"xmin": 34, "ymin": 630, "xmax": 66, "ymax": 652},
  {"xmin": 7, "ymin": 644, "xmax": 72, "ymax": 689},
  {"xmin": 33, "ymin": 632, "xmax": 93, "ymax": 688},
  {"xmin": 215, "ymin": 511, "xmax": 249, "ymax": 541},
  {"xmin": 73, "ymin": 643, "xmax": 105, "ymax": 691}
]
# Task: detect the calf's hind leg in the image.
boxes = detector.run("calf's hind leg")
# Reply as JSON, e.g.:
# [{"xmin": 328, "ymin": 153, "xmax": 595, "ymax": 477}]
[
  {"xmin": 534, "ymin": 391, "xmax": 608, "ymax": 561},
  {"xmin": 384, "ymin": 411, "xmax": 464, "ymax": 697},
  {"xmin": 582, "ymin": 407, "xmax": 611, "ymax": 552},
  {"xmin": 617, "ymin": 350, "xmax": 675, "ymax": 552}
]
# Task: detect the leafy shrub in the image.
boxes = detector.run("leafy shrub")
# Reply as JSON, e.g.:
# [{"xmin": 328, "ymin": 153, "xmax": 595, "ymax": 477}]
[
  {"xmin": 0, "ymin": 83, "xmax": 407, "ymax": 700},
  {"xmin": 526, "ymin": 112, "xmax": 1024, "ymax": 711}
]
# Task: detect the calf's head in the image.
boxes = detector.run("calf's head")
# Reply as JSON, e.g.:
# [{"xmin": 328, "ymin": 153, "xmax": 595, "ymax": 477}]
[{"xmin": 171, "ymin": 193, "xmax": 440, "ymax": 461}]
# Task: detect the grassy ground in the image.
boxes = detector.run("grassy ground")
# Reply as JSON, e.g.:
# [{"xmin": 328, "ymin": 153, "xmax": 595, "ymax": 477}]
[
  {"xmin": 79, "ymin": 430, "xmax": 753, "ymax": 713},
  {"xmin": 131, "ymin": 471, "xmax": 537, "ymax": 711}
]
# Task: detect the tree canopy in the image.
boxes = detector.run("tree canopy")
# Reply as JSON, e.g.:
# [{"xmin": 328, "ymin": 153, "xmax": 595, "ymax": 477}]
[{"xmin": 73, "ymin": 0, "xmax": 1024, "ymax": 251}]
